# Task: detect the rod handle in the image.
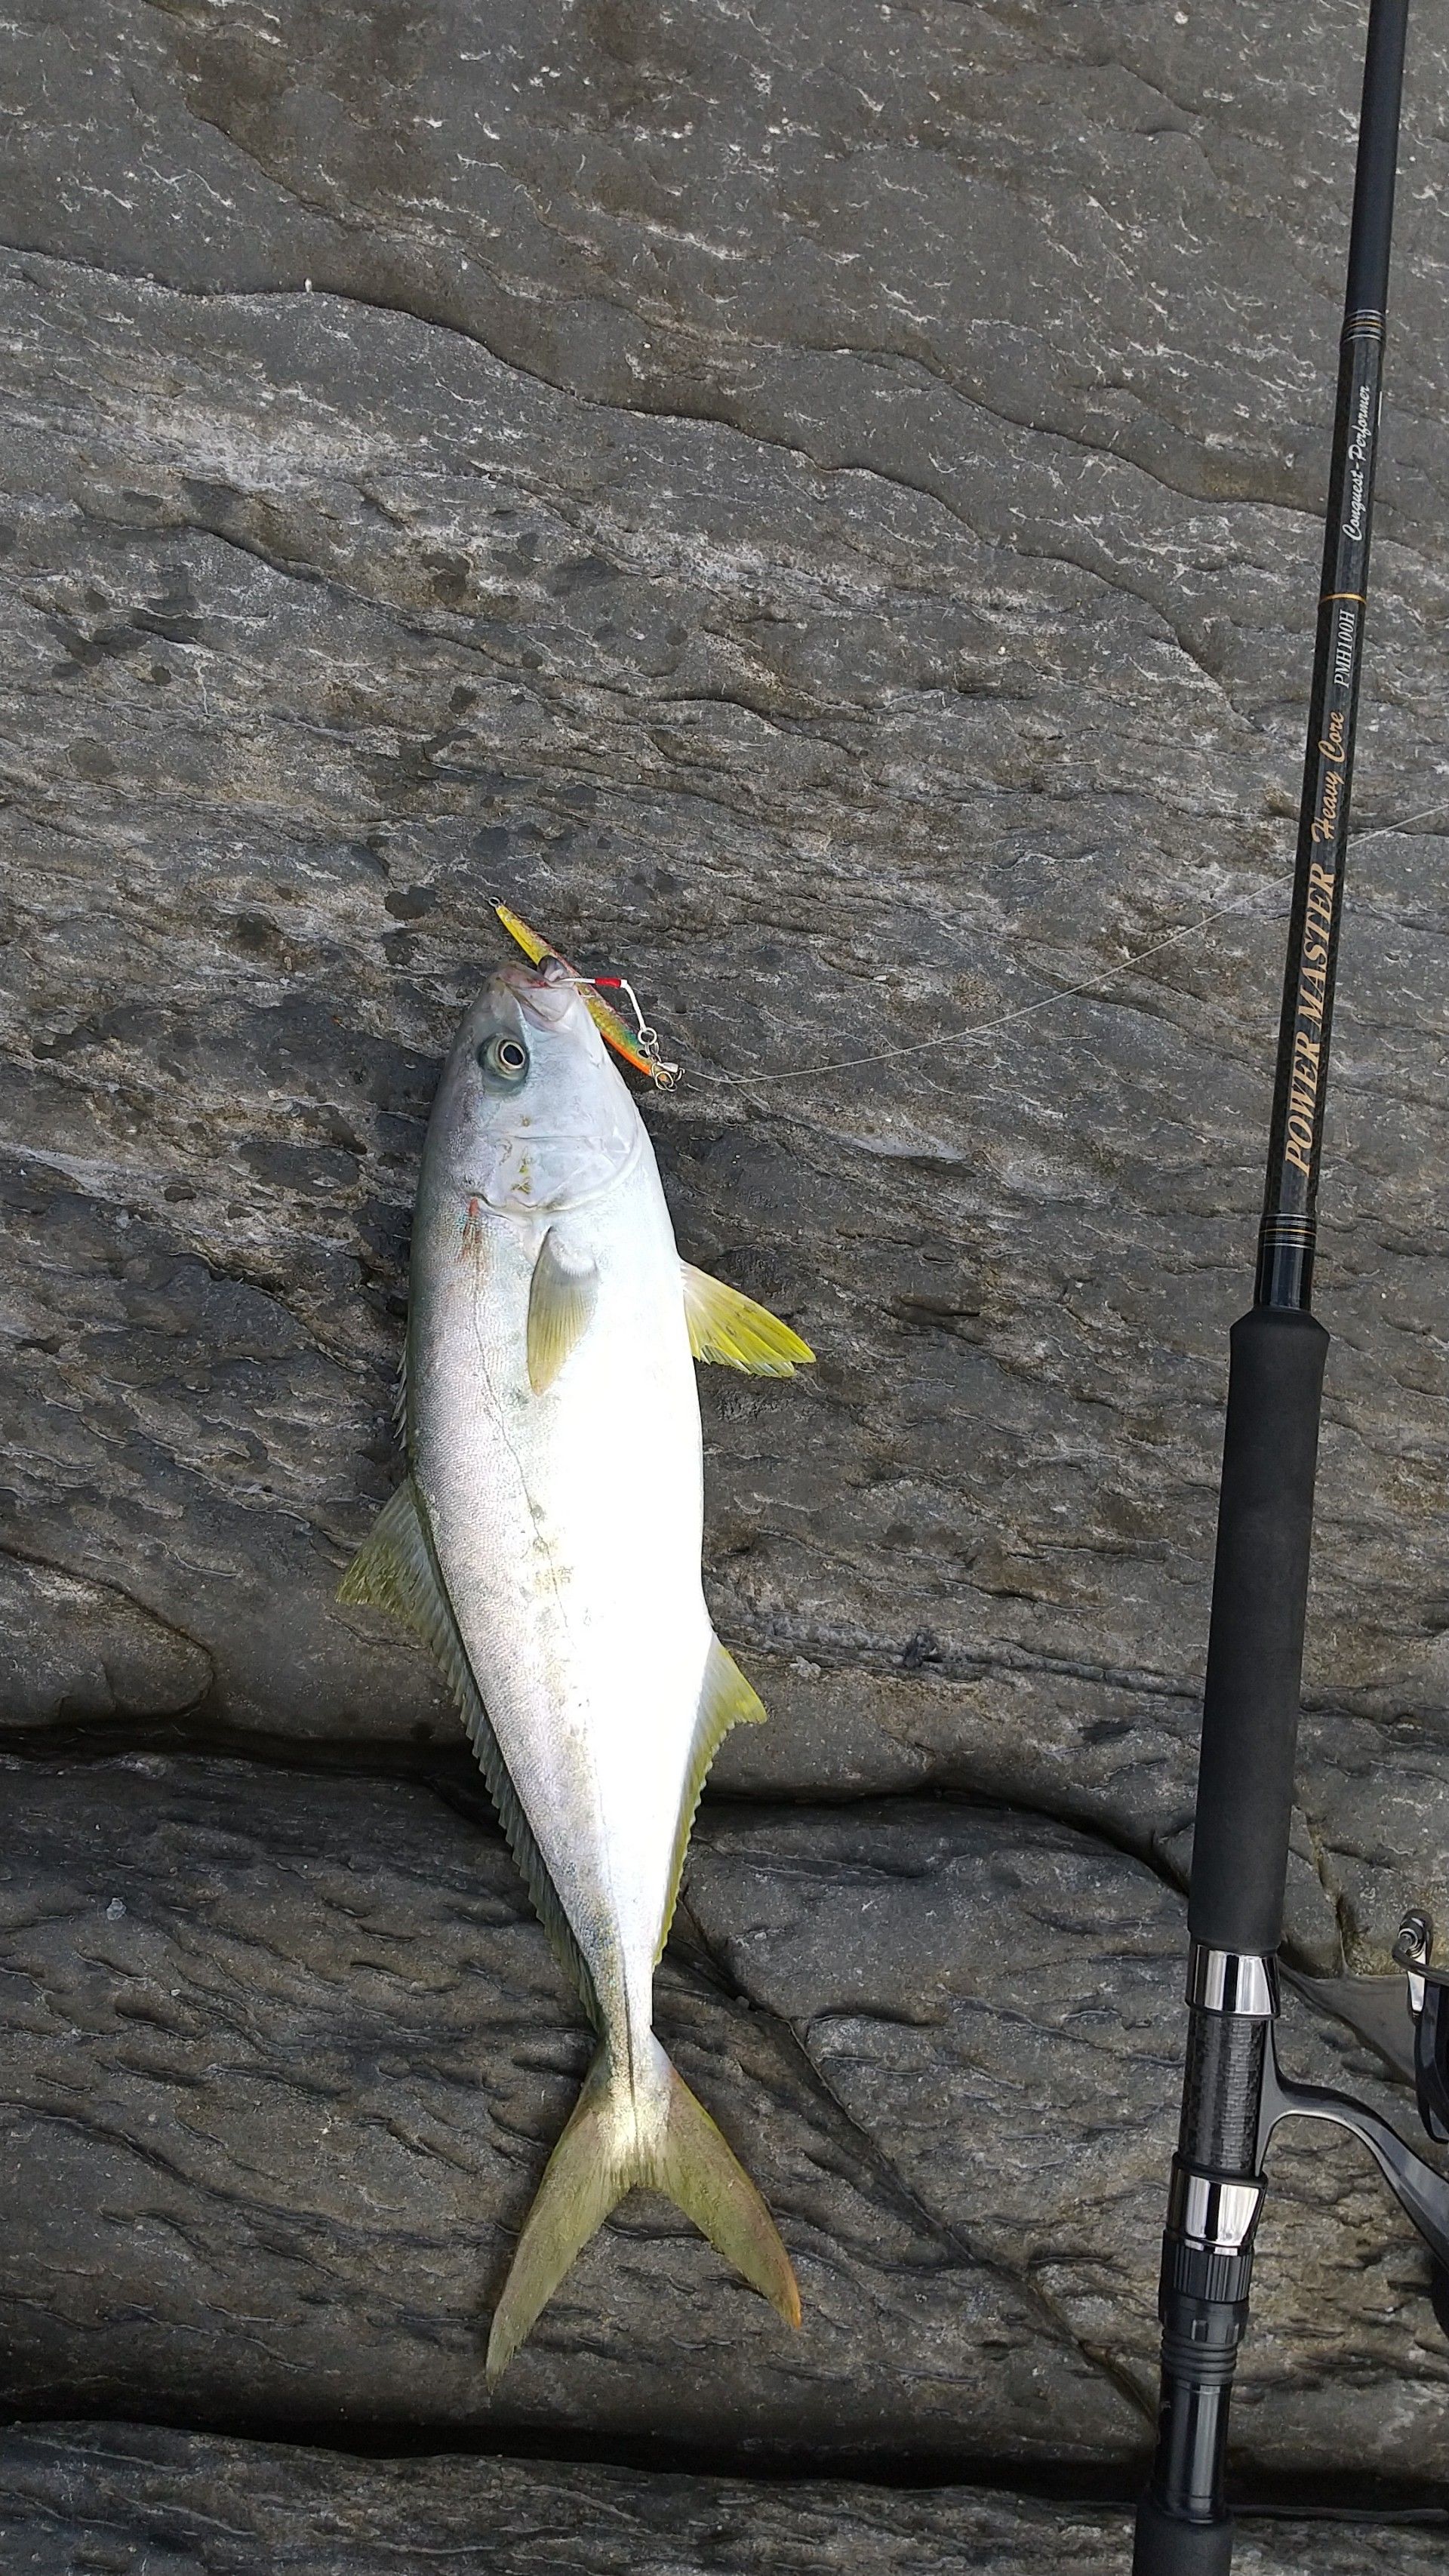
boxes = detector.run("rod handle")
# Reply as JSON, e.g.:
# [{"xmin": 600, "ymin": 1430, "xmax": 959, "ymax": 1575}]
[
  {"xmin": 1186, "ymin": 1306, "xmax": 1329, "ymax": 1958},
  {"xmin": 1134, "ymin": 2495, "xmax": 1234, "ymax": 2574}
]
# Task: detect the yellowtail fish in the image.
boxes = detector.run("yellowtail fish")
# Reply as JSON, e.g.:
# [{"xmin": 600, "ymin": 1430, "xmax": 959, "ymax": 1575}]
[{"xmin": 340, "ymin": 950, "xmax": 813, "ymax": 2381}]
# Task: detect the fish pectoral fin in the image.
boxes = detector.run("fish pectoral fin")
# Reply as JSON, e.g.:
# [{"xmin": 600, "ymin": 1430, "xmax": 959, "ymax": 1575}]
[
  {"xmin": 528, "ymin": 1227, "xmax": 600, "ymax": 1394},
  {"xmin": 681, "ymin": 1262, "xmax": 814, "ymax": 1375},
  {"xmin": 486, "ymin": 2039, "xmax": 798, "ymax": 2386},
  {"xmin": 657, "ymin": 1636, "xmax": 768, "ymax": 1963},
  {"xmin": 337, "ymin": 1476, "xmax": 601, "ymax": 2032}
]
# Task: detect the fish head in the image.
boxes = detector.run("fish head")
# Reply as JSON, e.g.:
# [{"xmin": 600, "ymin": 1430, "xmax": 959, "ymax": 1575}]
[{"xmin": 428, "ymin": 957, "xmax": 644, "ymax": 1215}]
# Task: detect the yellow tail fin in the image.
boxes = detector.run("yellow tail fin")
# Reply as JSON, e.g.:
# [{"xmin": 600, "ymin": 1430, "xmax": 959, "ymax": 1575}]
[{"xmin": 485, "ymin": 2039, "xmax": 800, "ymax": 2385}]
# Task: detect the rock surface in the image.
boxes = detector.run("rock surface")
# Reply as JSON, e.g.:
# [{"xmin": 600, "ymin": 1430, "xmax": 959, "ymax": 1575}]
[
  {"xmin": 5, "ymin": 0, "xmax": 1449, "ymax": 2527},
  {"xmin": 2, "ymin": 2424, "xmax": 1444, "ymax": 2576},
  {"xmin": 2, "ymin": 2, "xmax": 1449, "ymax": 1971},
  {"xmin": 3, "ymin": 1752, "xmax": 1445, "ymax": 2476}
]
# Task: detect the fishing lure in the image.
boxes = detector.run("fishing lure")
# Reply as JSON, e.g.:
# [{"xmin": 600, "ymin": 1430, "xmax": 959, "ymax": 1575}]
[{"xmin": 494, "ymin": 903, "xmax": 681, "ymax": 1088}]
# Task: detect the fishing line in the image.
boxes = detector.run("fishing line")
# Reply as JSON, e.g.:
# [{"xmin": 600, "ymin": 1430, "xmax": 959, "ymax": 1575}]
[
  {"xmin": 491, "ymin": 802, "xmax": 1449, "ymax": 1097},
  {"xmin": 685, "ymin": 802, "xmax": 1449, "ymax": 1093}
]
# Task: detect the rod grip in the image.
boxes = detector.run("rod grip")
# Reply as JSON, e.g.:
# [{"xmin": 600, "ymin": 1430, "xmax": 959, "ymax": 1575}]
[
  {"xmin": 1134, "ymin": 2494, "xmax": 1234, "ymax": 2574},
  {"xmin": 1186, "ymin": 1306, "xmax": 1329, "ymax": 1957}
]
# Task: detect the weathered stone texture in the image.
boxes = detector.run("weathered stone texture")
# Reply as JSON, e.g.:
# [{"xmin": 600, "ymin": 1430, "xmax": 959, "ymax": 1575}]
[
  {"xmin": 0, "ymin": 1753, "xmax": 1123, "ymax": 2462},
  {"xmin": 2, "ymin": 2, "xmax": 1449, "ymax": 1972},
  {"xmin": 2, "ymin": 1753, "xmax": 1444, "ymax": 2477},
  {"xmin": 5, "ymin": 2424, "xmax": 1441, "ymax": 2576},
  {"xmin": 5, "ymin": 0, "xmax": 1449, "ymax": 2530}
]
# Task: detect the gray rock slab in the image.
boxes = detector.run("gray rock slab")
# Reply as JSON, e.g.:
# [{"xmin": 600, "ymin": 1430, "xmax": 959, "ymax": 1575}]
[
  {"xmin": 0, "ymin": 1554, "xmax": 212, "ymax": 1732},
  {"xmin": 5, "ymin": 4, "xmax": 1449, "ymax": 1967},
  {"xmin": 0, "ymin": 1751, "xmax": 1133, "ymax": 2465},
  {"xmin": 685, "ymin": 1805, "xmax": 1449, "ymax": 2486},
  {"xmin": 0, "ymin": 2426, "xmax": 1441, "ymax": 2576},
  {"xmin": 5, "ymin": 0, "xmax": 1449, "ymax": 537},
  {"xmin": 2, "ymin": 1753, "xmax": 1444, "ymax": 2478}
]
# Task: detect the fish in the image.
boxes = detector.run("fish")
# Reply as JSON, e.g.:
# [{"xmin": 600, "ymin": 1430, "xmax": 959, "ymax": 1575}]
[{"xmin": 339, "ymin": 950, "xmax": 814, "ymax": 2382}]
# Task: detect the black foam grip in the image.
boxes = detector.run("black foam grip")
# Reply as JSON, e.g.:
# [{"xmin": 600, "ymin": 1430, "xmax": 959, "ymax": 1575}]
[
  {"xmin": 1187, "ymin": 1306, "xmax": 1329, "ymax": 1956},
  {"xmin": 1134, "ymin": 2495, "xmax": 1234, "ymax": 2576}
]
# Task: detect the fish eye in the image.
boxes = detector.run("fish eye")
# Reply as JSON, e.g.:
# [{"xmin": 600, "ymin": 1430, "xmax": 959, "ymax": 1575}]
[{"xmin": 478, "ymin": 1033, "xmax": 530, "ymax": 1084}]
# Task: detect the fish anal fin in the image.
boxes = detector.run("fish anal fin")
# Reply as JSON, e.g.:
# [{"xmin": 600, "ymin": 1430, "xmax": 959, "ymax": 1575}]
[
  {"xmin": 338, "ymin": 1477, "xmax": 600, "ymax": 2030},
  {"xmin": 337, "ymin": 1478, "xmax": 422, "ymax": 1623},
  {"xmin": 486, "ymin": 2037, "xmax": 798, "ymax": 2386},
  {"xmin": 528, "ymin": 1228, "xmax": 599, "ymax": 1393},
  {"xmin": 657, "ymin": 1636, "xmax": 768, "ymax": 1963},
  {"xmin": 681, "ymin": 1263, "xmax": 814, "ymax": 1376}
]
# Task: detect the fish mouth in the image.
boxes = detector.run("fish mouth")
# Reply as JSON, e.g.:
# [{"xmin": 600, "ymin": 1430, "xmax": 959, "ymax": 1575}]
[{"xmin": 499, "ymin": 957, "xmax": 576, "ymax": 1029}]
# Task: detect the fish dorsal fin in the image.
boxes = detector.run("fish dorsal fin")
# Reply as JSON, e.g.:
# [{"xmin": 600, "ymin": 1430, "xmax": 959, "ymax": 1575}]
[
  {"xmin": 528, "ymin": 1229, "xmax": 600, "ymax": 1394},
  {"xmin": 681, "ymin": 1263, "xmax": 814, "ymax": 1377},
  {"xmin": 338, "ymin": 1478, "xmax": 600, "ymax": 2029},
  {"xmin": 657, "ymin": 1634, "xmax": 768, "ymax": 1962}
]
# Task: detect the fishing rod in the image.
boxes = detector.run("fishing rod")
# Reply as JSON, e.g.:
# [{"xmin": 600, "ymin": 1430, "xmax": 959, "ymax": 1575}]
[{"xmin": 1132, "ymin": 4, "xmax": 1449, "ymax": 2568}]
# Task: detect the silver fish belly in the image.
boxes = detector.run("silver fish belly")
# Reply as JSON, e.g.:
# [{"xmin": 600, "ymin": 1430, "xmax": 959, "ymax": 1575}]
[{"xmin": 412, "ymin": 1140, "xmax": 707, "ymax": 2037}]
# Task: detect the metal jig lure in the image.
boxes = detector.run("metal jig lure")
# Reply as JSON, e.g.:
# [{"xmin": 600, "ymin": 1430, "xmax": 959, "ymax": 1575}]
[{"xmin": 494, "ymin": 903, "xmax": 681, "ymax": 1089}]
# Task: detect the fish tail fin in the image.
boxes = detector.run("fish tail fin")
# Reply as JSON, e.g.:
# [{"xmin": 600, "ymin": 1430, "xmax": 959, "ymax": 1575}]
[
  {"xmin": 651, "ymin": 2053, "xmax": 802, "ymax": 2332},
  {"xmin": 485, "ymin": 2045, "xmax": 629, "ymax": 2389},
  {"xmin": 485, "ymin": 2038, "xmax": 800, "ymax": 2387}
]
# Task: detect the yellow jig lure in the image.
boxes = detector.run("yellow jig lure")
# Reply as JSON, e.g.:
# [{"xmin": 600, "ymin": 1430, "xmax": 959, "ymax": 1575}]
[{"xmin": 494, "ymin": 903, "xmax": 680, "ymax": 1088}]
